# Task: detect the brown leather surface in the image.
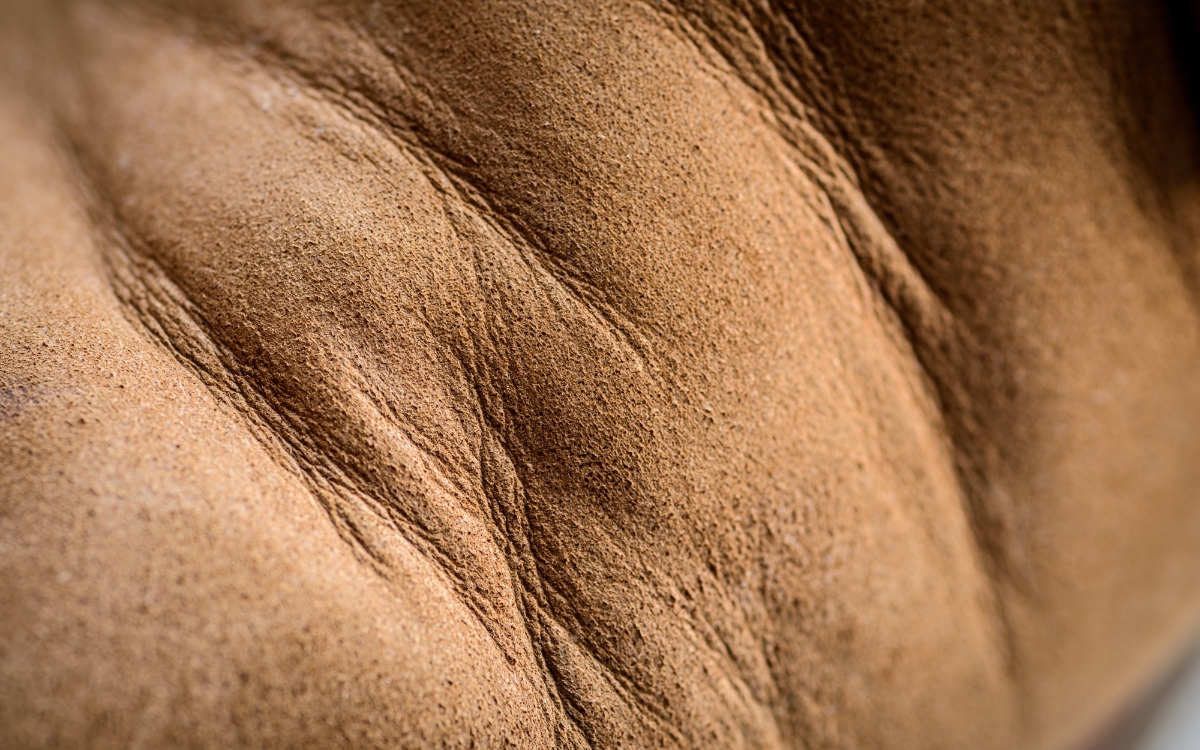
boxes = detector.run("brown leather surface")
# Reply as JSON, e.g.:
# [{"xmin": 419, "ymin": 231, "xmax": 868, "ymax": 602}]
[{"xmin": 2, "ymin": 2, "xmax": 1199, "ymax": 747}]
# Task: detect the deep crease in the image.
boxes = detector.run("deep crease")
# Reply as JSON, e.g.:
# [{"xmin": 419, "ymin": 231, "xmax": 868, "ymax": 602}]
[
  {"xmin": 654, "ymin": 0, "xmax": 1023, "ymax": 696},
  {"xmin": 61, "ymin": 29, "xmax": 697, "ymax": 748}
]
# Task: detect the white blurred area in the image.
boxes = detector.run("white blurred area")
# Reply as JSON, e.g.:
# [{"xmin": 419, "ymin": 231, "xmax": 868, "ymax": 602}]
[{"xmin": 1137, "ymin": 652, "xmax": 1200, "ymax": 750}]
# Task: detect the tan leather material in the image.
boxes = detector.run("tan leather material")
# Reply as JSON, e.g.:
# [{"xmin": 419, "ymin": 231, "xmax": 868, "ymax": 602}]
[{"xmin": 2, "ymin": 2, "xmax": 1199, "ymax": 748}]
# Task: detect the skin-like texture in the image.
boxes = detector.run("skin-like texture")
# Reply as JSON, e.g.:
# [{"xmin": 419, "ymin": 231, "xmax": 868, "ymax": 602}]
[{"xmin": 1, "ymin": 1, "xmax": 1199, "ymax": 748}]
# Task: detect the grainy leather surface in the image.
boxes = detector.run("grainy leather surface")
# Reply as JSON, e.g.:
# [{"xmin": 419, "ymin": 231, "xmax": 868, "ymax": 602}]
[{"xmin": 2, "ymin": 2, "xmax": 1199, "ymax": 748}]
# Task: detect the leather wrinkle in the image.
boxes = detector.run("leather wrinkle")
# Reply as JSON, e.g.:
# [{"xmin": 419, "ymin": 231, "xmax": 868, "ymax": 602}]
[
  {"xmin": 75, "ymin": 121, "xmax": 595, "ymax": 749},
  {"xmin": 656, "ymin": 0, "xmax": 1022, "ymax": 693},
  {"xmin": 55, "ymin": 10, "xmax": 712, "ymax": 746}
]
